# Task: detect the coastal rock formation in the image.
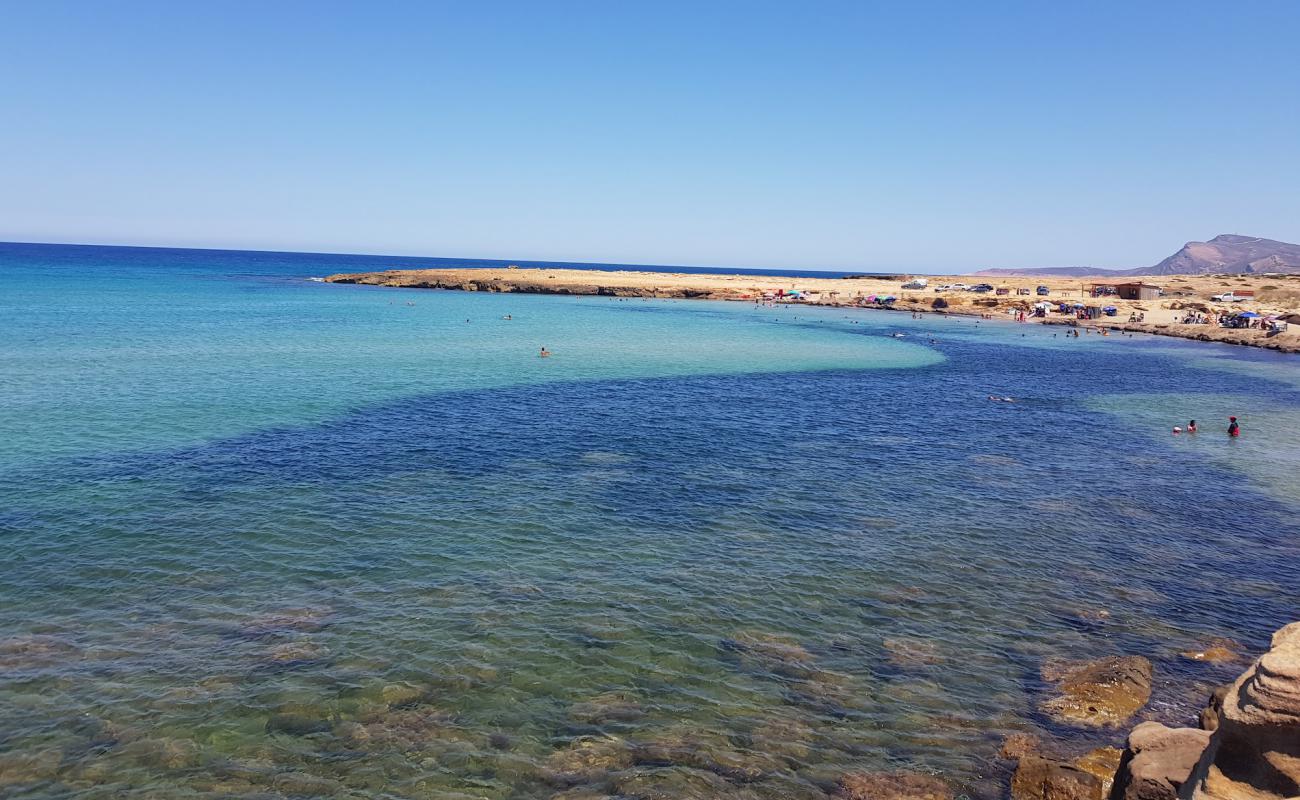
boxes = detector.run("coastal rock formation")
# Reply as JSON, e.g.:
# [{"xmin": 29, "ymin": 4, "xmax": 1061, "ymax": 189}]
[
  {"xmin": 1040, "ymin": 655, "xmax": 1153, "ymax": 727},
  {"xmin": 1112, "ymin": 722, "xmax": 1211, "ymax": 800},
  {"xmin": 1186, "ymin": 621, "xmax": 1300, "ymax": 800}
]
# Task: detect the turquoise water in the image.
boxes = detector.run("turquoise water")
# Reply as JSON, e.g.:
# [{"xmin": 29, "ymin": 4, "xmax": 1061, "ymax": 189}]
[{"xmin": 2, "ymin": 243, "xmax": 1298, "ymax": 799}]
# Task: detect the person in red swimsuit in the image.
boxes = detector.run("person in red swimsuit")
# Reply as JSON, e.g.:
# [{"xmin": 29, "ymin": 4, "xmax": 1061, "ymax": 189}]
[{"xmin": 1228, "ymin": 416, "xmax": 1240, "ymax": 437}]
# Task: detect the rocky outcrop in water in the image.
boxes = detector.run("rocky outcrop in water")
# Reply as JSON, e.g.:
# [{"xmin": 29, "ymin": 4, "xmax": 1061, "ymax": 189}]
[{"xmin": 1040, "ymin": 655, "xmax": 1153, "ymax": 728}]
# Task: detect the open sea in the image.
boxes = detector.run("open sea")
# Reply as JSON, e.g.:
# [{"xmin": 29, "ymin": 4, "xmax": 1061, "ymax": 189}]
[{"xmin": 2, "ymin": 242, "xmax": 1298, "ymax": 799}]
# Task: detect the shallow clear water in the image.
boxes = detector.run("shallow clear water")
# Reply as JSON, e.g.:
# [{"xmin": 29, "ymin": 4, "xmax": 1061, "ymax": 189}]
[{"xmin": 2, "ymin": 243, "xmax": 1298, "ymax": 799}]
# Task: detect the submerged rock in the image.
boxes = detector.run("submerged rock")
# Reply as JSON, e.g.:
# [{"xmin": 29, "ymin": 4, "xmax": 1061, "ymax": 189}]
[
  {"xmin": 1040, "ymin": 655, "xmax": 1152, "ymax": 727},
  {"xmin": 883, "ymin": 637, "xmax": 945, "ymax": 668},
  {"xmin": 266, "ymin": 711, "xmax": 332, "ymax": 736},
  {"xmin": 236, "ymin": 607, "xmax": 332, "ymax": 638},
  {"xmin": 541, "ymin": 736, "xmax": 634, "ymax": 786},
  {"xmin": 272, "ymin": 770, "xmax": 343, "ymax": 796},
  {"xmin": 1180, "ymin": 639, "xmax": 1242, "ymax": 664},
  {"xmin": 746, "ymin": 717, "xmax": 816, "ymax": 763},
  {"xmin": 999, "ymin": 733, "xmax": 1043, "ymax": 761},
  {"xmin": 1186, "ymin": 621, "xmax": 1300, "ymax": 800},
  {"xmin": 1113, "ymin": 722, "xmax": 1210, "ymax": 800},
  {"xmin": 635, "ymin": 725, "xmax": 780, "ymax": 782},
  {"xmin": 0, "ymin": 635, "xmax": 80, "ymax": 670},
  {"xmin": 613, "ymin": 766, "xmax": 737, "ymax": 800},
  {"xmin": 122, "ymin": 737, "xmax": 202, "ymax": 770},
  {"xmin": 722, "ymin": 630, "xmax": 816, "ymax": 673},
  {"xmin": 0, "ymin": 748, "xmax": 62, "ymax": 787},
  {"xmin": 567, "ymin": 691, "xmax": 645, "ymax": 726},
  {"xmin": 836, "ymin": 770, "xmax": 953, "ymax": 800}
]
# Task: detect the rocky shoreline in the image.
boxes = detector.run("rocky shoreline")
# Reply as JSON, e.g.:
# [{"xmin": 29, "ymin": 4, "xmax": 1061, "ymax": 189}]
[
  {"xmin": 324, "ymin": 268, "xmax": 1300, "ymax": 354},
  {"xmin": 1008, "ymin": 622, "xmax": 1300, "ymax": 800}
]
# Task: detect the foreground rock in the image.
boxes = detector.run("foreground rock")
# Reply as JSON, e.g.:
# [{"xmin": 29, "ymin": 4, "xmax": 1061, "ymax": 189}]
[
  {"xmin": 1010, "ymin": 748, "xmax": 1122, "ymax": 800},
  {"xmin": 1040, "ymin": 655, "xmax": 1152, "ymax": 727},
  {"xmin": 1113, "ymin": 722, "xmax": 1211, "ymax": 800},
  {"xmin": 1186, "ymin": 621, "xmax": 1300, "ymax": 800}
]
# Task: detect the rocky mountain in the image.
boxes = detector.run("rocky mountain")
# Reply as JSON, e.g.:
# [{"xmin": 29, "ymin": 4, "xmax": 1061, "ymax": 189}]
[
  {"xmin": 974, "ymin": 234, "xmax": 1300, "ymax": 277},
  {"xmin": 1142, "ymin": 234, "xmax": 1300, "ymax": 275}
]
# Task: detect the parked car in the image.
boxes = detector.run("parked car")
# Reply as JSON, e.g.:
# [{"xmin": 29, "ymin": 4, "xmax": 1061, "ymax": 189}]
[
  {"xmin": 1036, "ymin": 285, "xmax": 1050, "ymax": 296},
  {"xmin": 901, "ymin": 278, "xmax": 929, "ymax": 289},
  {"xmin": 1211, "ymin": 292, "xmax": 1251, "ymax": 302},
  {"xmin": 970, "ymin": 283, "xmax": 994, "ymax": 293}
]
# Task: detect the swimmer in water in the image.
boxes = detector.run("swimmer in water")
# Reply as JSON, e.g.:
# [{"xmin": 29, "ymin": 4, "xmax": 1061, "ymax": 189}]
[
  {"xmin": 539, "ymin": 347, "xmax": 551, "ymax": 358},
  {"xmin": 1187, "ymin": 420, "xmax": 1197, "ymax": 433}
]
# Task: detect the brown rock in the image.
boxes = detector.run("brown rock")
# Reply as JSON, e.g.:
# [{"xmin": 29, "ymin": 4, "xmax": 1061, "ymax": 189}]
[
  {"xmin": 1181, "ymin": 639, "xmax": 1243, "ymax": 664},
  {"xmin": 1040, "ymin": 656, "xmax": 1153, "ymax": 727},
  {"xmin": 1000, "ymin": 733, "xmax": 1043, "ymax": 760},
  {"xmin": 1074, "ymin": 747, "xmax": 1123, "ymax": 797},
  {"xmin": 1199, "ymin": 685, "xmax": 1230, "ymax": 732},
  {"xmin": 883, "ymin": 637, "xmax": 945, "ymax": 668},
  {"xmin": 1188, "ymin": 621, "xmax": 1300, "ymax": 800},
  {"xmin": 541, "ymin": 736, "xmax": 634, "ymax": 786},
  {"xmin": 0, "ymin": 749, "xmax": 62, "ymax": 787},
  {"xmin": 1113, "ymin": 721, "xmax": 1211, "ymax": 800},
  {"xmin": 836, "ymin": 770, "xmax": 953, "ymax": 800},
  {"xmin": 568, "ymin": 691, "xmax": 644, "ymax": 725},
  {"xmin": 1011, "ymin": 755, "xmax": 1105, "ymax": 800}
]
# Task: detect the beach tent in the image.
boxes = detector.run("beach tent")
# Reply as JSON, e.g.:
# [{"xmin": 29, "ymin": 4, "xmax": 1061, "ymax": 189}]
[
  {"xmin": 1282, "ymin": 313, "xmax": 1300, "ymax": 324},
  {"xmin": 1034, "ymin": 301, "xmax": 1053, "ymax": 309}
]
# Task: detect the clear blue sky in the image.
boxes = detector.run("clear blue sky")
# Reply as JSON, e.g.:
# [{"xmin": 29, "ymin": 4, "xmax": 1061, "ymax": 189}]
[{"xmin": 3, "ymin": 1, "xmax": 1298, "ymax": 271}]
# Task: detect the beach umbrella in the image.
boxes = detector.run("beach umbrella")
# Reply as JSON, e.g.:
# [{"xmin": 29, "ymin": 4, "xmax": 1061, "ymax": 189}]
[
  {"xmin": 1034, "ymin": 301, "xmax": 1052, "ymax": 309},
  {"xmin": 1237, "ymin": 311, "xmax": 1259, "ymax": 318},
  {"xmin": 1071, "ymin": 302, "xmax": 1085, "ymax": 308}
]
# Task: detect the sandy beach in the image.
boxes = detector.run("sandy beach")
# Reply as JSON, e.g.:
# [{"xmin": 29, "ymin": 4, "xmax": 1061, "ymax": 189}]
[{"xmin": 326, "ymin": 267, "xmax": 1300, "ymax": 353}]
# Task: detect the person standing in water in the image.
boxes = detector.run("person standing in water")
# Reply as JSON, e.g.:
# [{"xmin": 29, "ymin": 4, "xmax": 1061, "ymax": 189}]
[
  {"xmin": 1228, "ymin": 416, "xmax": 1239, "ymax": 437},
  {"xmin": 1187, "ymin": 420, "xmax": 1197, "ymax": 433}
]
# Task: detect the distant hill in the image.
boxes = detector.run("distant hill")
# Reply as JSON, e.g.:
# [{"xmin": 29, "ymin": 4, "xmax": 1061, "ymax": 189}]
[
  {"xmin": 1140, "ymin": 234, "xmax": 1300, "ymax": 275},
  {"xmin": 973, "ymin": 234, "xmax": 1300, "ymax": 277},
  {"xmin": 973, "ymin": 266, "xmax": 1114, "ymax": 277}
]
